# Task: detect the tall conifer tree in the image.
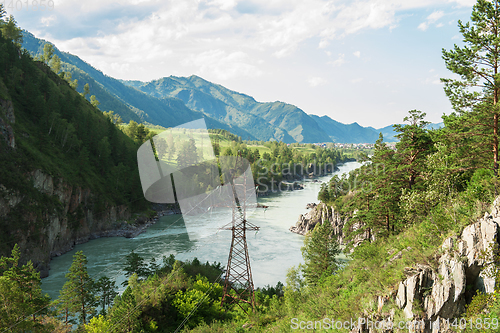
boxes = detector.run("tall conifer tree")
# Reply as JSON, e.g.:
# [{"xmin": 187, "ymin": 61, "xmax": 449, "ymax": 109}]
[
  {"xmin": 442, "ymin": 0, "xmax": 500, "ymax": 177},
  {"xmin": 56, "ymin": 251, "xmax": 96, "ymax": 325}
]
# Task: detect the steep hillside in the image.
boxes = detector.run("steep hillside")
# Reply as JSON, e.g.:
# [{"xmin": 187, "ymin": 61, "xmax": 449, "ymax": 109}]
[
  {"xmin": 309, "ymin": 114, "xmax": 380, "ymax": 143},
  {"xmin": 0, "ymin": 33, "xmax": 148, "ymax": 276},
  {"xmin": 123, "ymin": 75, "xmax": 332, "ymax": 143},
  {"xmin": 24, "ymin": 31, "xmax": 438, "ymax": 144},
  {"xmin": 20, "ymin": 31, "xmax": 256, "ymax": 141},
  {"xmin": 125, "ymin": 75, "xmax": 297, "ymax": 142}
]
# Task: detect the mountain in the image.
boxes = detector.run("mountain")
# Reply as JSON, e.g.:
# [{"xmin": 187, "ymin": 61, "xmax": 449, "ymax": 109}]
[
  {"xmin": 311, "ymin": 114, "xmax": 444, "ymax": 143},
  {"xmin": 20, "ymin": 31, "xmax": 257, "ymax": 141},
  {"xmin": 122, "ymin": 75, "xmax": 331, "ymax": 143},
  {"xmin": 21, "ymin": 30, "xmax": 443, "ymax": 144},
  {"xmin": 0, "ymin": 32, "xmax": 150, "ymax": 276},
  {"xmin": 309, "ymin": 115, "xmax": 380, "ymax": 143}
]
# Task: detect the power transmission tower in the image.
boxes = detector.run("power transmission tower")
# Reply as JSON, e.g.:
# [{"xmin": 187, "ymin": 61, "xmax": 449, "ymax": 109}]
[{"xmin": 220, "ymin": 155, "xmax": 259, "ymax": 312}]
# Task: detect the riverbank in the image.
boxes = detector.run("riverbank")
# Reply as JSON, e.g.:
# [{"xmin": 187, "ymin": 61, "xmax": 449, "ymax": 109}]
[
  {"xmin": 256, "ymin": 159, "xmax": 357, "ymax": 197},
  {"xmin": 49, "ymin": 205, "xmax": 181, "ymax": 259},
  {"xmin": 41, "ymin": 161, "xmax": 363, "ymax": 300}
]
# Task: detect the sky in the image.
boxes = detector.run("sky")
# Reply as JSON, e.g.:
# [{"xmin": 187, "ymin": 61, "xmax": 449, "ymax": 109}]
[{"xmin": 6, "ymin": 0, "xmax": 477, "ymax": 128}]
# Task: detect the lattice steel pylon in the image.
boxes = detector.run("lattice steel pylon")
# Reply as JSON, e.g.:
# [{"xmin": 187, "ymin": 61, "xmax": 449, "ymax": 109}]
[{"xmin": 220, "ymin": 155, "xmax": 259, "ymax": 312}]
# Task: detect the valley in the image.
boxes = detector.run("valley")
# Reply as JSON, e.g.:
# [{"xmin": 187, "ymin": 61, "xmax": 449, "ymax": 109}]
[{"xmin": 1, "ymin": 2, "xmax": 500, "ymax": 332}]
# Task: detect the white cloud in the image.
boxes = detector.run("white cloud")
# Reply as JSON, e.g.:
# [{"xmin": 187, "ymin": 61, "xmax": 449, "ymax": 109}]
[
  {"xmin": 353, "ymin": 51, "xmax": 361, "ymax": 58},
  {"xmin": 350, "ymin": 78, "xmax": 363, "ymax": 83},
  {"xmin": 427, "ymin": 10, "xmax": 444, "ymax": 23},
  {"xmin": 328, "ymin": 53, "xmax": 345, "ymax": 67},
  {"xmin": 40, "ymin": 15, "xmax": 57, "ymax": 27},
  {"xmin": 449, "ymin": 0, "xmax": 476, "ymax": 6},
  {"xmin": 418, "ymin": 10, "xmax": 445, "ymax": 31},
  {"xmin": 319, "ymin": 39, "xmax": 330, "ymax": 49},
  {"xmin": 33, "ymin": 0, "xmax": 475, "ymax": 69},
  {"xmin": 181, "ymin": 50, "xmax": 263, "ymax": 80},
  {"xmin": 208, "ymin": 0, "xmax": 238, "ymax": 11},
  {"xmin": 418, "ymin": 22, "xmax": 429, "ymax": 31},
  {"xmin": 308, "ymin": 76, "xmax": 327, "ymax": 87}
]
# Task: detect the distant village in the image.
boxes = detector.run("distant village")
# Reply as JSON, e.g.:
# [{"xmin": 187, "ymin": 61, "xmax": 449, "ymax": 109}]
[{"xmin": 309, "ymin": 142, "xmax": 397, "ymax": 150}]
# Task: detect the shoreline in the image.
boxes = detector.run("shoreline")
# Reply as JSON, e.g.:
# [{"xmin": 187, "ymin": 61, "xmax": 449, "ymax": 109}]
[
  {"xmin": 48, "ymin": 206, "xmax": 181, "ymax": 260},
  {"xmin": 257, "ymin": 159, "xmax": 356, "ymax": 197}
]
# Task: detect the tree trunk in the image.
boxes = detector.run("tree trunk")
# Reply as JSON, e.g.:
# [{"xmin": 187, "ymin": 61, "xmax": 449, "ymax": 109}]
[
  {"xmin": 494, "ymin": 0, "xmax": 499, "ymax": 182},
  {"xmin": 494, "ymin": 112, "xmax": 498, "ymax": 178}
]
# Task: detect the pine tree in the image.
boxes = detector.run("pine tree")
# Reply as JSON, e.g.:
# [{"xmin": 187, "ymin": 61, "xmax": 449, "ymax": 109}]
[
  {"xmin": 0, "ymin": 244, "xmax": 50, "ymax": 331},
  {"xmin": 56, "ymin": 251, "xmax": 96, "ymax": 325},
  {"xmin": 442, "ymin": 0, "xmax": 500, "ymax": 177},
  {"xmin": 393, "ymin": 110, "xmax": 433, "ymax": 191},
  {"xmin": 108, "ymin": 280, "xmax": 141, "ymax": 332},
  {"xmin": 134, "ymin": 124, "xmax": 149, "ymax": 143},
  {"xmin": 349, "ymin": 133, "xmax": 404, "ymax": 236},
  {"xmin": 0, "ymin": 10, "xmax": 23, "ymax": 47},
  {"xmin": 122, "ymin": 251, "xmax": 150, "ymax": 286},
  {"xmin": 94, "ymin": 276, "xmax": 118, "ymax": 315},
  {"xmin": 301, "ymin": 222, "xmax": 340, "ymax": 286}
]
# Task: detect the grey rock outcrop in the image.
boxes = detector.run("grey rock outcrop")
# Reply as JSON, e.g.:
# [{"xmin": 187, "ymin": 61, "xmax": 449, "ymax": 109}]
[
  {"xmin": 351, "ymin": 199, "xmax": 500, "ymax": 333},
  {"xmin": 290, "ymin": 202, "xmax": 373, "ymax": 247},
  {"xmin": 0, "ymin": 169, "xmax": 132, "ymax": 277}
]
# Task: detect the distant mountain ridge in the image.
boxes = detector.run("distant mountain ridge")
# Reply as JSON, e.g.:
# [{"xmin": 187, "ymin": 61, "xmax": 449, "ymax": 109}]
[
  {"xmin": 21, "ymin": 30, "xmax": 442, "ymax": 143},
  {"xmin": 21, "ymin": 31, "xmax": 258, "ymax": 140},
  {"xmin": 122, "ymin": 75, "xmax": 330, "ymax": 143}
]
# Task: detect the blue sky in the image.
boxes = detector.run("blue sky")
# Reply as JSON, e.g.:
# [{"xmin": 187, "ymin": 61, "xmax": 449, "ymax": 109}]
[{"xmin": 7, "ymin": 0, "xmax": 476, "ymax": 128}]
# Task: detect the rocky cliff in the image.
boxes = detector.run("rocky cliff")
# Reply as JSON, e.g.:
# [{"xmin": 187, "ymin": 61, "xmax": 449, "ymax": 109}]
[
  {"xmin": 290, "ymin": 202, "xmax": 373, "ymax": 247},
  {"xmin": 0, "ymin": 39, "xmax": 156, "ymax": 279},
  {"xmin": 350, "ymin": 198, "xmax": 500, "ymax": 333},
  {"xmin": 0, "ymin": 168, "xmax": 133, "ymax": 277}
]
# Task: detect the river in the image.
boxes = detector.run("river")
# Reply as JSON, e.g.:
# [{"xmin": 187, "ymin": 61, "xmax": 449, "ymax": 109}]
[{"xmin": 41, "ymin": 161, "xmax": 361, "ymax": 300}]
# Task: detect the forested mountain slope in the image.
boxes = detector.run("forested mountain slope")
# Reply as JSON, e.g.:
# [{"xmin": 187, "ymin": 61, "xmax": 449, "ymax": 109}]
[
  {"xmin": 21, "ymin": 31, "xmax": 257, "ymax": 140},
  {"xmin": 123, "ymin": 75, "xmax": 331, "ymax": 143},
  {"xmin": 23, "ymin": 31, "xmax": 416, "ymax": 144},
  {"xmin": 0, "ymin": 31, "xmax": 148, "ymax": 277}
]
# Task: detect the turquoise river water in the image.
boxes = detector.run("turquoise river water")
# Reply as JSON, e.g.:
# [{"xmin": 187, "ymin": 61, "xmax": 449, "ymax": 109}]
[{"xmin": 41, "ymin": 161, "xmax": 361, "ymax": 300}]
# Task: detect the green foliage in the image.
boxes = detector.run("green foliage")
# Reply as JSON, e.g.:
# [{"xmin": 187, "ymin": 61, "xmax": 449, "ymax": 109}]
[
  {"xmin": 93, "ymin": 276, "xmax": 118, "ymax": 315},
  {"xmin": 122, "ymin": 251, "xmax": 151, "ymax": 286},
  {"xmin": 42, "ymin": 43, "xmax": 54, "ymax": 65},
  {"xmin": 442, "ymin": 0, "xmax": 500, "ymax": 177},
  {"xmin": 107, "ymin": 284, "xmax": 141, "ymax": 332},
  {"xmin": 172, "ymin": 275, "xmax": 224, "ymax": 328},
  {"xmin": 84, "ymin": 314, "xmax": 112, "ymax": 332},
  {"xmin": 55, "ymin": 251, "xmax": 97, "ymax": 325},
  {"xmin": 0, "ymin": 28, "xmax": 147, "ymax": 256},
  {"xmin": 82, "ymin": 83, "xmax": 90, "ymax": 99},
  {"xmin": 301, "ymin": 222, "xmax": 341, "ymax": 286},
  {"xmin": 465, "ymin": 168, "xmax": 497, "ymax": 204},
  {"xmin": 215, "ymin": 139, "xmax": 347, "ymax": 191},
  {"xmin": 0, "ymin": 244, "xmax": 51, "ymax": 331},
  {"xmin": 0, "ymin": 6, "xmax": 22, "ymax": 48},
  {"xmin": 91, "ymin": 96, "xmax": 100, "ymax": 108}
]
